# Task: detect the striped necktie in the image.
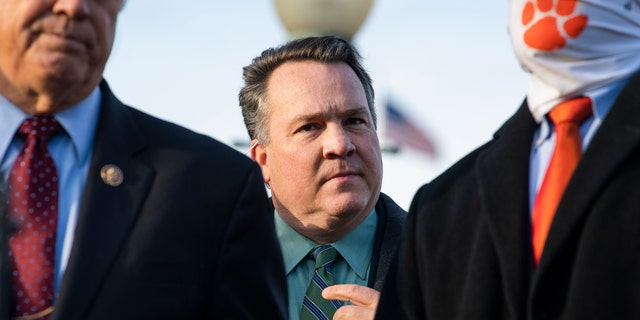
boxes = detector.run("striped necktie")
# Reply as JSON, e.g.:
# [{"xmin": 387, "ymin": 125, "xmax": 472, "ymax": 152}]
[{"xmin": 300, "ymin": 245, "xmax": 342, "ymax": 320}]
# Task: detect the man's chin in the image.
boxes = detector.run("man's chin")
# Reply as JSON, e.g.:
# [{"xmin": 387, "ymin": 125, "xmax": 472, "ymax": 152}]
[
  {"xmin": 31, "ymin": 49, "xmax": 86, "ymax": 77},
  {"xmin": 34, "ymin": 61, "xmax": 95, "ymax": 94},
  {"xmin": 323, "ymin": 192, "xmax": 372, "ymax": 216}
]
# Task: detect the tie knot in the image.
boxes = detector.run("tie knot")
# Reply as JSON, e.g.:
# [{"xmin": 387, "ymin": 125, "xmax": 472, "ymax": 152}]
[
  {"xmin": 548, "ymin": 97, "xmax": 593, "ymax": 125},
  {"xmin": 17, "ymin": 116, "xmax": 62, "ymax": 142},
  {"xmin": 311, "ymin": 245, "xmax": 338, "ymax": 270}
]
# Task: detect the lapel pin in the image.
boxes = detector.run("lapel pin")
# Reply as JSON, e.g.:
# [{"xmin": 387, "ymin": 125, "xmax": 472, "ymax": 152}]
[{"xmin": 100, "ymin": 164, "xmax": 124, "ymax": 187}]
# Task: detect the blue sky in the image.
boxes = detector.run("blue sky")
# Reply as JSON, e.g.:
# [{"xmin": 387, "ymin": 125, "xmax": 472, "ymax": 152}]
[{"xmin": 104, "ymin": 0, "xmax": 530, "ymax": 209}]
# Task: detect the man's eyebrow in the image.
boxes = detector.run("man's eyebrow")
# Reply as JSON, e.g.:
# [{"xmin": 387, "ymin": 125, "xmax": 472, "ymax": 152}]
[
  {"xmin": 343, "ymin": 106, "xmax": 369, "ymax": 116},
  {"xmin": 290, "ymin": 105, "xmax": 369, "ymax": 122},
  {"xmin": 291, "ymin": 111, "xmax": 326, "ymax": 123}
]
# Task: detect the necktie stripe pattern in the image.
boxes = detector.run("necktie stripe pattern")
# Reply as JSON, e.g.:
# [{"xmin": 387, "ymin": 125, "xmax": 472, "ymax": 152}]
[
  {"xmin": 532, "ymin": 97, "xmax": 592, "ymax": 265},
  {"xmin": 300, "ymin": 245, "xmax": 341, "ymax": 320},
  {"xmin": 8, "ymin": 116, "xmax": 62, "ymax": 319}
]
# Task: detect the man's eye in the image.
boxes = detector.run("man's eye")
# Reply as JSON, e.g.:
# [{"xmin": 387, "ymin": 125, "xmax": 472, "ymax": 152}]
[
  {"xmin": 300, "ymin": 123, "xmax": 319, "ymax": 131},
  {"xmin": 347, "ymin": 118, "xmax": 366, "ymax": 125}
]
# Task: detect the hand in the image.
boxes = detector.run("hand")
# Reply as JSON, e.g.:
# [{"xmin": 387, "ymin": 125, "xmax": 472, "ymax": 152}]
[{"xmin": 322, "ymin": 284, "xmax": 380, "ymax": 320}]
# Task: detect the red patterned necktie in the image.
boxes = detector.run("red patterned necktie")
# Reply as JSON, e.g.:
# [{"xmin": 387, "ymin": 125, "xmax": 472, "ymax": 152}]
[
  {"xmin": 8, "ymin": 116, "xmax": 62, "ymax": 319},
  {"xmin": 532, "ymin": 97, "xmax": 592, "ymax": 265}
]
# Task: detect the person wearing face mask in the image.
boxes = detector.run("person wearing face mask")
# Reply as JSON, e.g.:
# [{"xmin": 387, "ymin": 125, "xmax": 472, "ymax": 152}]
[{"xmin": 375, "ymin": 0, "xmax": 640, "ymax": 319}]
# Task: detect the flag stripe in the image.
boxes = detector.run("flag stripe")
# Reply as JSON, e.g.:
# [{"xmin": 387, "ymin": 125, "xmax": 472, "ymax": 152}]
[{"xmin": 384, "ymin": 100, "xmax": 436, "ymax": 157}]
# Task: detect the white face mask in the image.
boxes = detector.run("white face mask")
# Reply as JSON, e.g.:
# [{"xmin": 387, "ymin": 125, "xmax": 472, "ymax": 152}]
[{"xmin": 508, "ymin": 0, "xmax": 640, "ymax": 121}]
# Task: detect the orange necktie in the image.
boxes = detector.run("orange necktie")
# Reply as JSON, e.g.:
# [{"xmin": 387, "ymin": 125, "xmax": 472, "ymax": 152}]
[{"xmin": 532, "ymin": 97, "xmax": 592, "ymax": 265}]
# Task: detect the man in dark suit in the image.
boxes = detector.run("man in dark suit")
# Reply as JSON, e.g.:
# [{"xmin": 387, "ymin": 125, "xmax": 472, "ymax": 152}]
[
  {"xmin": 239, "ymin": 36, "xmax": 406, "ymax": 320},
  {"xmin": 376, "ymin": 1, "xmax": 640, "ymax": 319},
  {"xmin": 0, "ymin": 0, "xmax": 287, "ymax": 319}
]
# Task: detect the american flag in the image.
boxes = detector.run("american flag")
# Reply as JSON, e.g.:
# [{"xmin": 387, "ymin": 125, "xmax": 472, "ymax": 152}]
[{"xmin": 384, "ymin": 99, "xmax": 437, "ymax": 158}]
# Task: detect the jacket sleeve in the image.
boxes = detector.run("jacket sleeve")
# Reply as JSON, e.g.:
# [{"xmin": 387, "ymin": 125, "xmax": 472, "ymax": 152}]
[{"xmin": 210, "ymin": 163, "xmax": 288, "ymax": 319}]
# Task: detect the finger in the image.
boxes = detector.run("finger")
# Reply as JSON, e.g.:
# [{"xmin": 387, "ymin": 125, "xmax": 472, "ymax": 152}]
[
  {"xmin": 333, "ymin": 305, "xmax": 376, "ymax": 320},
  {"xmin": 322, "ymin": 284, "xmax": 380, "ymax": 307}
]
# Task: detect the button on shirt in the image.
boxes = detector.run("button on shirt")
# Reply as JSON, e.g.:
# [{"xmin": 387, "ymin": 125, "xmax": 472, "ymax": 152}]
[
  {"xmin": 529, "ymin": 78, "xmax": 630, "ymax": 211},
  {"xmin": 0, "ymin": 88, "xmax": 101, "ymax": 292},
  {"xmin": 275, "ymin": 209, "xmax": 377, "ymax": 320}
]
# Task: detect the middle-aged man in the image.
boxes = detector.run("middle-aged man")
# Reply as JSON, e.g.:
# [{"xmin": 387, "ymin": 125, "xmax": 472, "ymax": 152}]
[
  {"xmin": 376, "ymin": 0, "xmax": 640, "ymax": 319},
  {"xmin": 0, "ymin": 0, "xmax": 287, "ymax": 319},
  {"xmin": 239, "ymin": 36, "xmax": 407, "ymax": 320}
]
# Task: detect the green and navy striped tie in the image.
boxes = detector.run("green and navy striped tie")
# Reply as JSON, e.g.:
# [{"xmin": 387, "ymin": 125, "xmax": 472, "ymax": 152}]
[{"xmin": 300, "ymin": 245, "xmax": 342, "ymax": 320}]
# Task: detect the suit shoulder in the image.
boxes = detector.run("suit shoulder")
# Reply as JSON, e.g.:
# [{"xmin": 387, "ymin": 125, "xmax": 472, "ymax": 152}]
[
  {"xmin": 126, "ymin": 107, "xmax": 253, "ymax": 166},
  {"xmin": 377, "ymin": 193, "xmax": 407, "ymax": 220},
  {"xmin": 411, "ymin": 141, "xmax": 492, "ymax": 209}
]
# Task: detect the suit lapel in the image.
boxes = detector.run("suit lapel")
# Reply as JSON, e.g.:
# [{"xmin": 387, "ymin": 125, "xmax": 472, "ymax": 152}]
[
  {"xmin": 370, "ymin": 193, "xmax": 406, "ymax": 291},
  {"xmin": 537, "ymin": 72, "xmax": 640, "ymax": 273},
  {"xmin": 52, "ymin": 82, "xmax": 154, "ymax": 320},
  {"xmin": 475, "ymin": 102, "xmax": 537, "ymax": 315}
]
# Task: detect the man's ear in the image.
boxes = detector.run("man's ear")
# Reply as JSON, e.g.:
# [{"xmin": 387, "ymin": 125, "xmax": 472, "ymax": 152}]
[{"xmin": 250, "ymin": 139, "xmax": 271, "ymax": 184}]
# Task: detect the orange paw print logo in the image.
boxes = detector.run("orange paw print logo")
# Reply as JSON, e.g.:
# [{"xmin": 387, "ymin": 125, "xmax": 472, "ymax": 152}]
[{"xmin": 521, "ymin": 0, "xmax": 589, "ymax": 51}]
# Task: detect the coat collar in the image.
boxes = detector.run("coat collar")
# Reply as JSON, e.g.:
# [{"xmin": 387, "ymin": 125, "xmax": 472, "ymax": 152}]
[
  {"xmin": 370, "ymin": 193, "xmax": 407, "ymax": 290},
  {"xmin": 475, "ymin": 101, "xmax": 537, "ymax": 316},
  {"xmin": 53, "ymin": 81, "xmax": 155, "ymax": 320}
]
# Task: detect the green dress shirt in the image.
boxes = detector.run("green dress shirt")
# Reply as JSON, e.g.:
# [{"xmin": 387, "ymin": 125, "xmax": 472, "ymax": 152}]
[{"xmin": 275, "ymin": 209, "xmax": 377, "ymax": 320}]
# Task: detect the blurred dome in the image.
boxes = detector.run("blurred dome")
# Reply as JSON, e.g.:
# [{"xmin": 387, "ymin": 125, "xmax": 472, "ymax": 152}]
[{"xmin": 273, "ymin": 0, "xmax": 375, "ymax": 41}]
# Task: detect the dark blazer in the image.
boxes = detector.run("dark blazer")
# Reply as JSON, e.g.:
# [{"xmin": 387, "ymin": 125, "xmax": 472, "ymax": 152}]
[
  {"xmin": 2, "ymin": 81, "xmax": 288, "ymax": 320},
  {"xmin": 369, "ymin": 192, "xmax": 407, "ymax": 291},
  {"xmin": 376, "ymin": 71, "xmax": 640, "ymax": 320}
]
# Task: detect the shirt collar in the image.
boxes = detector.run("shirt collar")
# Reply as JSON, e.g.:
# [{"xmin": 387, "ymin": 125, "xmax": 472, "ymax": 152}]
[
  {"xmin": 0, "ymin": 87, "xmax": 101, "ymax": 164},
  {"xmin": 0, "ymin": 95, "xmax": 26, "ymax": 163},
  {"xmin": 275, "ymin": 209, "xmax": 377, "ymax": 280},
  {"xmin": 533, "ymin": 77, "xmax": 629, "ymax": 147},
  {"xmin": 332, "ymin": 210, "xmax": 377, "ymax": 279},
  {"xmin": 55, "ymin": 87, "xmax": 102, "ymax": 163}
]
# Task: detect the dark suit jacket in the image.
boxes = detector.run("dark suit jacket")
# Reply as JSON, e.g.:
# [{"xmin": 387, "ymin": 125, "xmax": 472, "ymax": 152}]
[
  {"xmin": 376, "ymin": 71, "xmax": 640, "ymax": 320},
  {"xmin": 1, "ymin": 81, "xmax": 288, "ymax": 320},
  {"xmin": 368, "ymin": 193, "xmax": 407, "ymax": 291}
]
